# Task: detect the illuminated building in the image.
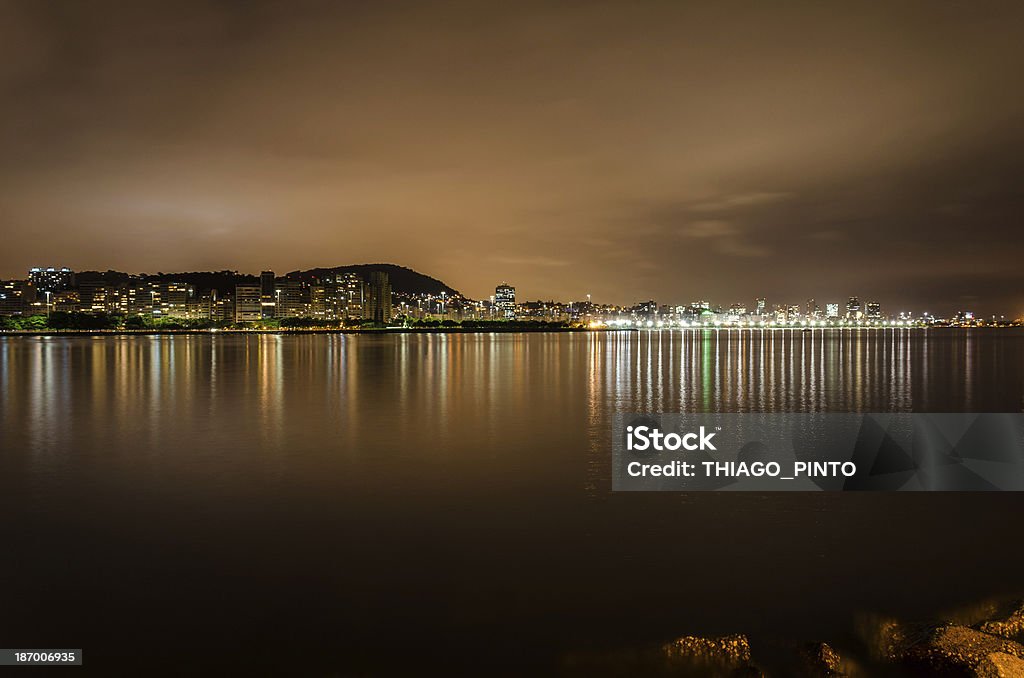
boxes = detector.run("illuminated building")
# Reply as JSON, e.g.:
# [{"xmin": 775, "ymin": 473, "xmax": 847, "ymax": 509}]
[
  {"xmin": 495, "ymin": 283, "xmax": 516, "ymax": 319},
  {"xmin": 0, "ymin": 280, "xmax": 36, "ymax": 316},
  {"xmin": 846, "ymin": 296, "xmax": 861, "ymax": 318},
  {"xmin": 51, "ymin": 290, "xmax": 81, "ymax": 313},
  {"xmin": 866, "ymin": 301, "xmax": 881, "ymax": 319},
  {"xmin": 336, "ymin": 273, "xmax": 364, "ymax": 319},
  {"xmin": 211, "ymin": 294, "xmax": 234, "ymax": 322},
  {"xmin": 755, "ymin": 297, "xmax": 766, "ymax": 315},
  {"xmin": 159, "ymin": 282, "xmax": 192, "ymax": 318},
  {"xmin": 826, "ymin": 303, "xmax": 839, "ymax": 318},
  {"xmin": 274, "ymin": 280, "xmax": 307, "ymax": 318},
  {"xmin": 260, "ymin": 270, "xmax": 276, "ymax": 318},
  {"xmin": 234, "ymin": 285, "xmax": 262, "ymax": 322},
  {"xmin": 29, "ymin": 267, "xmax": 75, "ymax": 293},
  {"xmin": 309, "ymin": 285, "xmax": 328, "ymax": 319},
  {"xmin": 119, "ymin": 281, "xmax": 193, "ymax": 318},
  {"xmin": 78, "ymin": 281, "xmax": 111, "ymax": 314},
  {"xmin": 128, "ymin": 282, "xmax": 160, "ymax": 316},
  {"xmin": 189, "ymin": 291, "xmax": 216, "ymax": 321},
  {"xmin": 310, "ymin": 276, "xmax": 359, "ymax": 321},
  {"xmin": 364, "ymin": 271, "xmax": 393, "ymax": 324},
  {"xmin": 99, "ymin": 284, "xmax": 130, "ymax": 315}
]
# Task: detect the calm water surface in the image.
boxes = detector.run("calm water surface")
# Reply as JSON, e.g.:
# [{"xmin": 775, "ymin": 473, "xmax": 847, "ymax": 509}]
[{"xmin": 1, "ymin": 329, "xmax": 1023, "ymax": 674}]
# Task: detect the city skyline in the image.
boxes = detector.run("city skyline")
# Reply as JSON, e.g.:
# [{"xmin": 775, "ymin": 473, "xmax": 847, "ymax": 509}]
[
  {"xmin": 1, "ymin": 263, "xmax": 1014, "ymax": 323},
  {"xmin": 6, "ymin": 259, "xmax": 1017, "ymax": 318},
  {"xmin": 2, "ymin": 2, "xmax": 1024, "ymax": 314}
]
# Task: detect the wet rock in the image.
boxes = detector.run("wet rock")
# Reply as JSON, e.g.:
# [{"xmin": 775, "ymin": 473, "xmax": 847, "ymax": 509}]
[
  {"xmin": 800, "ymin": 642, "xmax": 849, "ymax": 676},
  {"xmin": 663, "ymin": 633, "xmax": 751, "ymax": 663},
  {"xmin": 974, "ymin": 652, "xmax": 1024, "ymax": 677},
  {"xmin": 662, "ymin": 633, "xmax": 753, "ymax": 672},
  {"xmin": 980, "ymin": 602, "xmax": 1024, "ymax": 641},
  {"xmin": 855, "ymin": 613, "xmax": 911, "ymax": 662},
  {"xmin": 562, "ymin": 635, "xmax": 761, "ymax": 676},
  {"xmin": 902, "ymin": 624, "xmax": 1024, "ymax": 673}
]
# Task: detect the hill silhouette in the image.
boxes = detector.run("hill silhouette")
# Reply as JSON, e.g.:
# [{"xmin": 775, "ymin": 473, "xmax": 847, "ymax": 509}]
[
  {"xmin": 284, "ymin": 264, "xmax": 462, "ymax": 297},
  {"xmin": 76, "ymin": 264, "xmax": 461, "ymax": 297}
]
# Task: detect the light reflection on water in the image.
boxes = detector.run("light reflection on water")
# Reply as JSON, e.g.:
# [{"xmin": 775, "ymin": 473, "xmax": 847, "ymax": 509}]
[{"xmin": 1, "ymin": 329, "xmax": 1023, "ymax": 673}]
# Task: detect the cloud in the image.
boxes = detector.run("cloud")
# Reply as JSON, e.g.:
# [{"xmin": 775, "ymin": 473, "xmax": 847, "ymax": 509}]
[
  {"xmin": 807, "ymin": 230, "xmax": 846, "ymax": 241},
  {"xmin": 679, "ymin": 220, "xmax": 738, "ymax": 238},
  {"xmin": 714, "ymin": 238, "xmax": 772, "ymax": 258},
  {"xmin": 690, "ymin": 192, "xmax": 794, "ymax": 213},
  {"xmin": 489, "ymin": 255, "xmax": 570, "ymax": 267},
  {"xmin": 679, "ymin": 220, "xmax": 771, "ymax": 257}
]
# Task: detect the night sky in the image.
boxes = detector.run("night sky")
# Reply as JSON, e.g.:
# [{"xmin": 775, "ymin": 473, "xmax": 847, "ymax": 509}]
[{"xmin": 2, "ymin": 1, "xmax": 1023, "ymax": 314}]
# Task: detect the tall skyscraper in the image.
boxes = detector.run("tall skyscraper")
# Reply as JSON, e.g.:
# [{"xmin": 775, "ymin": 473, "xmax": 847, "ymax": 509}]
[
  {"xmin": 755, "ymin": 297, "xmax": 766, "ymax": 315},
  {"xmin": 495, "ymin": 283, "xmax": 516, "ymax": 319},
  {"xmin": 826, "ymin": 303, "xmax": 839, "ymax": 318},
  {"xmin": 866, "ymin": 301, "xmax": 881, "ymax": 319},
  {"xmin": 363, "ymin": 271, "xmax": 392, "ymax": 324}
]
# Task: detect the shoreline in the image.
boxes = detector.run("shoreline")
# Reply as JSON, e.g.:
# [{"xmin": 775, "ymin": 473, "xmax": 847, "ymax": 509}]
[
  {"xmin": 0, "ymin": 325, "xmax": 1017, "ymax": 337},
  {"xmin": 0, "ymin": 326, "xmax": 588, "ymax": 337}
]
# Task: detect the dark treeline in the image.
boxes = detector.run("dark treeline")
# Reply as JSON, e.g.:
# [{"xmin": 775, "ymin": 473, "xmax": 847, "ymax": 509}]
[{"xmin": 0, "ymin": 312, "xmax": 217, "ymax": 331}]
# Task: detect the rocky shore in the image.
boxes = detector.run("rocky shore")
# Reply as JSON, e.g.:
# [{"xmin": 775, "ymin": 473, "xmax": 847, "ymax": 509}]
[{"xmin": 561, "ymin": 599, "xmax": 1024, "ymax": 676}]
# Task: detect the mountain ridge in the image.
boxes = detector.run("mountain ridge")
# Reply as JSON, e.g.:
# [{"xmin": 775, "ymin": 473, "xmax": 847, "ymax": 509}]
[
  {"xmin": 284, "ymin": 264, "xmax": 462, "ymax": 297},
  {"xmin": 76, "ymin": 264, "xmax": 462, "ymax": 298}
]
